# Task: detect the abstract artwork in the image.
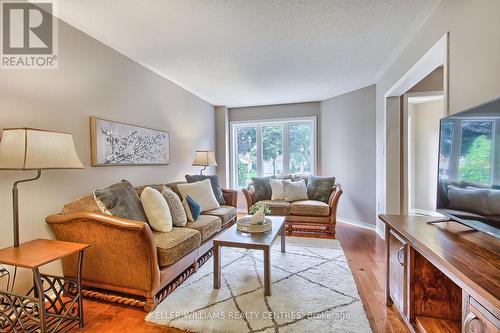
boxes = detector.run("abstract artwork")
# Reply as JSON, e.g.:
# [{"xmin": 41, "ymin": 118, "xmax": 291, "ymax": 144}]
[{"xmin": 90, "ymin": 117, "xmax": 170, "ymax": 166}]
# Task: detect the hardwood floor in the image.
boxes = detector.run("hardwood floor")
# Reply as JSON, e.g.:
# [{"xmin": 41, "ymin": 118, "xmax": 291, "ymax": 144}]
[{"xmin": 80, "ymin": 221, "xmax": 409, "ymax": 333}]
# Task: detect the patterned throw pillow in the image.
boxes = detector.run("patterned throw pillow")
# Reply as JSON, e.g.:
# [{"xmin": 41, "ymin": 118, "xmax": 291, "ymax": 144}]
[
  {"xmin": 161, "ymin": 186, "xmax": 187, "ymax": 227},
  {"xmin": 283, "ymin": 179, "xmax": 309, "ymax": 202},
  {"xmin": 251, "ymin": 176, "xmax": 276, "ymax": 201},
  {"xmin": 185, "ymin": 175, "xmax": 226, "ymax": 205},
  {"xmin": 93, "ymin": 180, "xmax": 148, "ymax": 222},
  {"xmin": 307, "ymin": 176, "xmax": 336, "ymax": 203}
]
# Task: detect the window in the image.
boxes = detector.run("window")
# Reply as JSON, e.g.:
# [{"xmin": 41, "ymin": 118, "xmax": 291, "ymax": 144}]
[
  {"xmin": 236, "ymin": 126, "xmax": 257, "ymax": 188},
  {"xmin": 231, "ymin": 117, "xmax": 316, "ymax": 189}
]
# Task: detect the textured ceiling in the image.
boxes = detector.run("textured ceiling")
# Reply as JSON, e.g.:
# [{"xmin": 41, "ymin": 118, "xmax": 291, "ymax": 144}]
[{"xmin": 55, "ymin": 0, "xmax": 439, "ymax": 107}]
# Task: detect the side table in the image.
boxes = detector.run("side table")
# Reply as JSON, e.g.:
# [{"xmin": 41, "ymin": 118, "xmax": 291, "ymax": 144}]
[{"xmin": 0, "ymin": 239, "xmax": 90, "ymax": 333}]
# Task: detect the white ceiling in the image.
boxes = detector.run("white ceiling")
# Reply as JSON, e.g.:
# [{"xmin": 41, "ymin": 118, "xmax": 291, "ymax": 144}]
[{"xmin": 55, "ymin": 0, "xmax": 439, "ymax": 107}]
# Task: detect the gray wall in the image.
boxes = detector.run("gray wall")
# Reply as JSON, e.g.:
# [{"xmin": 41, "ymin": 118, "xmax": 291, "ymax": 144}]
[
  {"xmin": 320, "ymin": 85, "xmax": 376, "ymax": 226},
  {"xmin": 229, "ymin": 102, "xmax": 320, "ymax": 122},
  {"xmin": 376, "ymin": 0, "xmax": 500, "ymax": 236},
  {"xmin": 0, "ymin": 20, "xmax": 215, "ymax": 290},
  {"xmin": 408, "ymin": 66, "xmax": 444, "ymax": 93}
]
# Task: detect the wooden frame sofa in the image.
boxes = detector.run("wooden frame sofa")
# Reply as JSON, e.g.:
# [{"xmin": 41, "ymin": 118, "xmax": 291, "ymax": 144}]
[
  {"xmin": 242, "ymin": 181, "xmax": 342, "ymax": 237},
  {"xmin": 46, "ymin": 183, "xmax": 237, "ymax": 311}
]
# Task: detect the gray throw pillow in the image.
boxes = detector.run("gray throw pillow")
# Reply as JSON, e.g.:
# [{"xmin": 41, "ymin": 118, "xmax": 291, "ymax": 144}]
[
  {"xmin": 185, "ymin": 174, "xmax": 225, "ymax": 205},
  {"xmin": 307, "ymin": 175, "xmax": 336, "ymax": 203},
  {"xmin": 93, "ymin": 180, "xmax": 148, "ymax": 222},
  {"xmin": 251, "ymin": 176, "xmax": 276, "ymax": 201},
  {"xmin": 161, "ymin": 186, "xmax": 188, "ymax": 227}
]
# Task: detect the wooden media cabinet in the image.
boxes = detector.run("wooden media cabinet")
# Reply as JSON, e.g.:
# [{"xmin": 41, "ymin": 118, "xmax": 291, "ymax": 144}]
[{"xmin": 379, "ymin": 215, "xmax": 499, "ymax": 333}]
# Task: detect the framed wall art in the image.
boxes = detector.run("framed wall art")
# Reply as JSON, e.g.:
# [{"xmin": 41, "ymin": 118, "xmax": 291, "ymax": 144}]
[{"xmin": 90, "ymin": 117, "xmax": 170, "ymax": 166}]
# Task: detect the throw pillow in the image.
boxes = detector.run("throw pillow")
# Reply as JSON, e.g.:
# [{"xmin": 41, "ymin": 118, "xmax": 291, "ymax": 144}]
[
  {"xmin": 177, "ymin": 179, "xmax": 220, "ymax": 212},
  {"xmin": 140, "ymin": 187, "xmax": 173, "ymax": 232},
  {"xmin": 307, "ymin": 175, "xmax": 336, "ymax": 203},
  {"xmin": 93, "ymin": 180, "xmax": 148, "ymax": 222},
  {"xmin": 270, "ymin": 178, "xmax": 291, "ymax": 201},
  {"xmin": 185, "ymin": 174, "xmax": 226, "ymax": 205},
  {"xmin": 161, "ymin": 186, "xmax": 188, "ymax": 227},
  {"xmin": 251, "ymin": 176, "xmax": 276, "ymax": 201},
  {"xmin": 283, "ymin": 179, "xmax": 309, "ymax": 202},
  {"xmin": 183, "ymin": 196, "xmax": 200, "ymax": 221}
]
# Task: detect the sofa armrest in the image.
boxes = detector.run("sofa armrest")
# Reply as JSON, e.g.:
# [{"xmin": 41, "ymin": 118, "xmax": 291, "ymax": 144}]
[
  {"xmin": 242, "ymin": 187, "xmax": 256, "ymax": 214},
  {"xmin": 46, "ymin": 212, "xmax": 160, "ymax": 294},
  {"xmin": 328, "ymin": 184, "xmax": 343, "ymax": 223},
  {"xmin": 222, "ymin": 188, "xmax": 238, "ymax": 208}
]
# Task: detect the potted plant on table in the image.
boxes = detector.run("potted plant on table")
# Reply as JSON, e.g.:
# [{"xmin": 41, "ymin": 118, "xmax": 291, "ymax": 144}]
[{"xmin": 249, "ymin": 202, "xmax": 271, "ymax": 225}]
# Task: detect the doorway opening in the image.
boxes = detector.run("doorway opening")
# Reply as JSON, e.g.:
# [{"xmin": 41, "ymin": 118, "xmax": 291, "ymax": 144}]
[
  {"xmin": 406, "ymin": 92, "xmax": 445, "ymax": 216},
  {"xmin": 382, "ymin": 33, "xmax": 449, "ymax": 219}
]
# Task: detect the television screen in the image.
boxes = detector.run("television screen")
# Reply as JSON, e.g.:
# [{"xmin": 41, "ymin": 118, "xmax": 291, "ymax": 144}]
[{"xmin": 436, "ymin": 97, "xmax": 500, "ymax": 238}]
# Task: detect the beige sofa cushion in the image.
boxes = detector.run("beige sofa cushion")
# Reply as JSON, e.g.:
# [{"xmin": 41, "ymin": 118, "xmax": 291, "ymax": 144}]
[
  {"xmin": 202, "ymin": 206, "xmax": 236, "ymax": 226},
  {"xmin": 185, "ymin": 215, "xmax": 222, "ymax": 242},
  {"xmin": 153, "ymin": 228, "xmax": 201, "ymax": 267},
  {"xmin": 260, "ymin": 200, "xmax": 290, "ymax": 215},
  {"xmin": 290, "ymin": 200, "xmax": 330, "ymax": 217}
]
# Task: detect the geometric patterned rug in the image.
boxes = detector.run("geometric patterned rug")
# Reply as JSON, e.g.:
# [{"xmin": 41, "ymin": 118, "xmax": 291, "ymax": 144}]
[{"xmin": 146, "ymin": 237, "xmax": 372, "ymax": 332}]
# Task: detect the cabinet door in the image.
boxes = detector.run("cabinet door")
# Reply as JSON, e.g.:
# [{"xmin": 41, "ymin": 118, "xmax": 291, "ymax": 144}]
[
  {"xmin": 389, "ymin": 229, "xmax": 407, "ymax": 317},
  {"xmin": 463, "ymin": 295, "xmax": 500, "ymax": 333}
]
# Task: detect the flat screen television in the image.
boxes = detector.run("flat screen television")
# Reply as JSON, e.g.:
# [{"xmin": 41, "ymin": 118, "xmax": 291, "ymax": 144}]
[{"xmin": 436, "ymin": 97, "xmax": 500, "ymax": 238}]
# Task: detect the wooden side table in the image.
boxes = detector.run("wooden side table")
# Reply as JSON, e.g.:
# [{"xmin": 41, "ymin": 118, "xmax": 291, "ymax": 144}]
[{"xmin": 0, "ymin": 239, "xmax": 90, "ymax": 333}]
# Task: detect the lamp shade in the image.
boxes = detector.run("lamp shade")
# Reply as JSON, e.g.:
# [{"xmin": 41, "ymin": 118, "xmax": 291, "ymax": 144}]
[
  {"xmin": 192, "ymin": 150, "xmax": 217, "ymax": 167},
  {"xmin": 0, "ymin": 128, "xmax": 84, "ymax": 170}
]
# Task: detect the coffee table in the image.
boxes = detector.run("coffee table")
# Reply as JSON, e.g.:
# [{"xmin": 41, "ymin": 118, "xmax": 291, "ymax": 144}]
[{"xmin": 213, "ymin": 215, "xmax": 286, "ymax": 296}]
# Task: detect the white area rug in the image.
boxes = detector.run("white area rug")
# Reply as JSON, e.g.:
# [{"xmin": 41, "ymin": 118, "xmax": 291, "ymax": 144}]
[{"xmin": 147, "ymin": 237, "xmax": 372, "ymax": 333}]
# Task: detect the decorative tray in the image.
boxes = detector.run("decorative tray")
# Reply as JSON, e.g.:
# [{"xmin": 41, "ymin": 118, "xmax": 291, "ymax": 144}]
[{"xmin": 237, "ymin": 217, "xmax": 273, "ymax": 233}]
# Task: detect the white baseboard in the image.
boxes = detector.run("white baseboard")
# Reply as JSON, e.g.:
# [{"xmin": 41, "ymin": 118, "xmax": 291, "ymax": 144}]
[
  {"xmin": 376, "ymin": 225, "xmax": 385, "ymax": 240},
  {"xmin": 236, "ymin": 212, "xmax": 377, "ymax": 231},
  {"xmin": 337, "ymin": 217, "xmax": 376, "ymax": 230}
]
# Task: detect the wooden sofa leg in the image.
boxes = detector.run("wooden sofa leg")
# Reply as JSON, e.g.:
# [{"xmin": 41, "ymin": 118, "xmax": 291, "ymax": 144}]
[
  {"xmin": 330, "ymin": 225, "xmax": 336, "ymax": 238},
  {"xmin": 144, "ymin": 296, "xmax": 158, "ymax": 312}
]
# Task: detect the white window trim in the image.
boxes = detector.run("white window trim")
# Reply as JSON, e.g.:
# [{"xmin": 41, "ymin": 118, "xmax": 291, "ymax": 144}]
[{"xmin": 230, "ymin": 116, "xmax": 317, "ymax": 189}]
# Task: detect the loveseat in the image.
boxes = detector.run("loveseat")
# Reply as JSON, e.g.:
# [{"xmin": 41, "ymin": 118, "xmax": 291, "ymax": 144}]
[
  {"xmin": 45, "ymin": 182, "xmax": 237, "ymax": 311},
  {"xmin": 242, "ymin": 175, "xmax": 342, "ymax": 236}
]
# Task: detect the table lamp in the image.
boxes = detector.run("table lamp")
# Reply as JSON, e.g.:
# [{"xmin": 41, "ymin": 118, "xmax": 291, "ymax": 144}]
[
  {"xmin": 0, "ymin": 128, "xmax": 84, "ymax": 247},
  {"xmin": 192, "ymin": 150, "xmax": 217, "ymax": 175}
]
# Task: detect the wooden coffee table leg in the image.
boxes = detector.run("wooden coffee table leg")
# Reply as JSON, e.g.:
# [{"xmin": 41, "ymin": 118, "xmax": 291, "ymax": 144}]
[
  {"xmin": 263, "ymin": 247, "xmax": 271, "ymax": 296},
  {"xmin": 281, "ymin": 224, "xmax": 286, "ymax": 253},
  {"xmin": 213, "ymin": 243, "xmax": 221, "ymax": 289}
]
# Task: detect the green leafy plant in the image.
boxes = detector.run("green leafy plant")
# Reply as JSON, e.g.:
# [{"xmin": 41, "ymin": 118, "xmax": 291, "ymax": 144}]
[{"xmin": 249, "ymin": 202, "xmax": 271, "ymax": 215}]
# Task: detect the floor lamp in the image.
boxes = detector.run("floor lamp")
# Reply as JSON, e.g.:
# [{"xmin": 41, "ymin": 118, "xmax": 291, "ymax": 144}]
[{"xmin": 0, "ymin": 128, "xmax": 84, "ymax": 248}]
